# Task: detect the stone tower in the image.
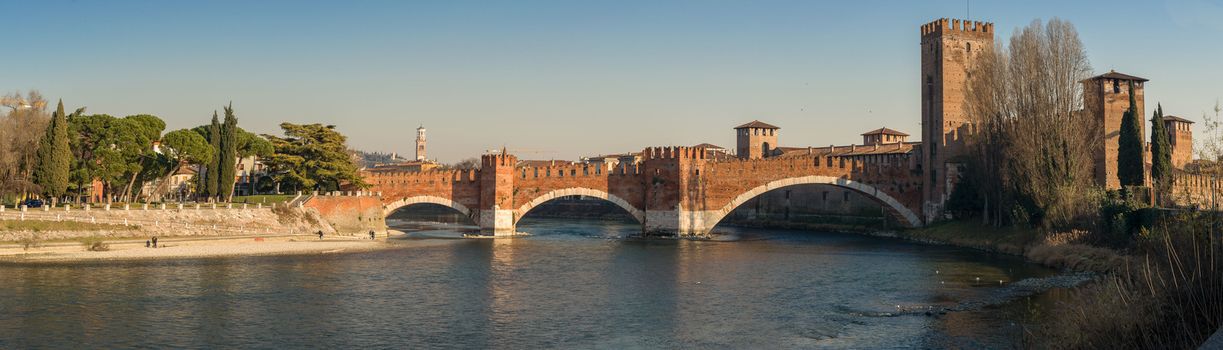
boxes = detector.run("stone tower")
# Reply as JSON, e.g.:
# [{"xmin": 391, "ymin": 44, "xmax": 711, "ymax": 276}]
[
  {"xmin": 415, "ymin": 125, "xmax": 427, "ymax": 161},
  {"xmin": 734, "ymin": 120, "xmax": 779, "ymax": 160},
  {"xmin": 920, "ymin": 18, "xmax": 994, "ymax": 221},
  {"xmin": 1163, "ymin": 115, "xmax": 1194, "ymax": 169},
  {"xmin": 1082, "ymin": 71, "xmax": 1147, "ymax": 189}
]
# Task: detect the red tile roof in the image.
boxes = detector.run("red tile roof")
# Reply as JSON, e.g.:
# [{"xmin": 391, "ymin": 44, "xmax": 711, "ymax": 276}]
[
  {"xmin": 733, "ymin": 120, "xmax": 779, "ymax": 129},
  {"xmin": 861, "ymin": 127, "xmax": 910, "ymax": 136}
]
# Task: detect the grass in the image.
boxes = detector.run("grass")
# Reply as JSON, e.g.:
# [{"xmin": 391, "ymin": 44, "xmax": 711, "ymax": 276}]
[
  {"xmin": 1, "ymin": 220, "xmax": 138, "ymax": 233},
  {"xmin": 230, "ymin": 194, "xmax": 295, "ymax": 204},
  {"xmin": 1024, "ymin": 212, "xmax": 1223, "ymax": 349}
]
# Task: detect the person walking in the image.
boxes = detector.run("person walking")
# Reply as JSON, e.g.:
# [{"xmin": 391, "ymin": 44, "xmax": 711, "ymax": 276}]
[
  {"xmin": 317, "ymin": 230, "xmax": 324, "ymax": 240},
  {"xmin": 146, "ymin": 240, "xmax": 151, "ymax": 248},
  {"xmin": 151, "ymin": 236, "xmax": 158, "ymax": 248},
  {"xmin": 369, "ymin": 230, "xmax": 375, "ymax": 240}
]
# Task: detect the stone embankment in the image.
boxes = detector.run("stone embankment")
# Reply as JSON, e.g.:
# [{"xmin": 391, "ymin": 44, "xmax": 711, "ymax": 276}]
[{"xmin": 0, "ymin": 203, "xmax": 335, "ymax": 242}]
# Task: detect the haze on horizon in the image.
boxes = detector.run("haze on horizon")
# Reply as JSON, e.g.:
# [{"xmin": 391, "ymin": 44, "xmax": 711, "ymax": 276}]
[{"xmin": 7, "ymin": 0, "xmax": 1223, "ymax": 163}]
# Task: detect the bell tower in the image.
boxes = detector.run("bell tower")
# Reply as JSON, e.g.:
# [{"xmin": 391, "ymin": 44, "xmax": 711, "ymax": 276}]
[
  {"xmin": 415, "ymin": 125, "xmax": 427, "ymax": 161},
  {"xmin": 920, "ymin": 18, "xmax": 994, "ymax": 222}
]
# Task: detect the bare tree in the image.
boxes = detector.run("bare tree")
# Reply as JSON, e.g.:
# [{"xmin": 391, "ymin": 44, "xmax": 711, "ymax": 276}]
[
  {"xmin": 0, "ymin": 91, "xmax": 50, "ymax": 202},
  {"xmin": 963, "ymin": 19, "xmax": 1098, "ymax": 228},
  {"xmin": 449, "ymin": 157, "xmax": 480, "ymax": 170},
  {"xmin": 1195, "ymin": 99, "xmax": 1223, "ymax": 168}
]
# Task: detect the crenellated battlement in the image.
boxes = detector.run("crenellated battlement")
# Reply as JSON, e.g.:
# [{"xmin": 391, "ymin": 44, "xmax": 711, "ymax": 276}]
[
  {"xmin": 481, "ymin": 152, "xmax": 518, "ymax": 167},
  {"xmin": 921, "ymin": 18, "xmax": 993, "ymax": 37},
  {"xmin": 642, "ymin": 146, "xmax": 707, "ymax": 160},
  {"xmin": 515, "ymin": 162, "xmax": 628, "ymax": 179},
  {"xmin": 364, "ymin": 168, "xmax": 480, "ymax": 184}
]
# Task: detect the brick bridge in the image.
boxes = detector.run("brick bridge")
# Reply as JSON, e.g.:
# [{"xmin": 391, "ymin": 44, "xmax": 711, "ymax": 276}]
[{"xmin": 365, "ymin": 146, "xmax": 923, "ymax": 236}]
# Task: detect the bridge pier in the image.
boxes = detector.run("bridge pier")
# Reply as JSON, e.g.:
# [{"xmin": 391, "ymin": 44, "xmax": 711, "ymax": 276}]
[
  {"xmin": 644, "ymin": 208, "xmax": 717, "ymax": 237},
  {"xmin": 478, "ymin": 208, "xmax": 516, "ymax": 236}
]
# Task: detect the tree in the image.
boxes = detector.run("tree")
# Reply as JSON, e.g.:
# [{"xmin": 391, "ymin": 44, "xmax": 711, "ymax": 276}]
[
  {"xmin": 204, "ymin": 112, "xmax": 221, "ymax": 200},
  {"xmin": 449, "ymin": 157, "xmax": 481, "ymax": 170},
  {"xmin": 31, "ymin": 100, "xmax": 71, "ymax": 204},
  {"xmin": 963, "ymin": 18, "xmax": 1098, "ymax": 228},
  {"xmin": 0, "ymin": 91, "xmax": 50, "ymax": 202},
  {"xmin": 1149, "ymin": 104, "xmax": 1172, "ymax": 194},
  {"xmin": 1118, "ymin": 81, "xmax": 1145, "ymax": 188},
  {"xmin": 218, "ymin": 103, "xmax": 238, "ymax": 201},
  {"xmin": 150, "ymin": 129, "xmax": 214, "ymax": 201},
  {"xmin": 116, "ymin": 114, "xmax": 167, "ymax": 201},
  {"xmin": 262, "ymin": 123, "xmax": 367, "ymax": 192}
]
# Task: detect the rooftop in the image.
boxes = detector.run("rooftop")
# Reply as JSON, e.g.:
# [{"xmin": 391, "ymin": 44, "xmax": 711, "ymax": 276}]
[
  {"xmin": 1163, "ymin": 115, "xmax": 1195, "ymax": 124},
  {"xmin": 734, "ymin": 120, "xmax": 779, "ymax": 129},
  {"xmin": 1087, "ymin": 70, "xmax": 1149, "ymax": 83},
  {"xmin": 861, "ymin": 127, "xmax": 910, "ymax": 136}
]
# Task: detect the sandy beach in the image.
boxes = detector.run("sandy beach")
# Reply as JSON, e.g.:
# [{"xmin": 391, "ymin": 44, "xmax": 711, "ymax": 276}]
[{"xmin": 0, "ymin": 234, "xmax": 399, "ymax": 263}]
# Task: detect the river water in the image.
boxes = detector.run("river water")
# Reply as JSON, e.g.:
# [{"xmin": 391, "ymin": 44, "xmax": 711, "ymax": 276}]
[{"xmin": 0, "ymin": 214, "xmax": 1062, "ymax": 349}]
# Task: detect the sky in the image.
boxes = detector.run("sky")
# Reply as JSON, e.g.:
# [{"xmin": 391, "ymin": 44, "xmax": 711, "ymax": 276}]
[{"xmin": 6, "ymin": 0, "xmax": 1223, "ymax": 163}]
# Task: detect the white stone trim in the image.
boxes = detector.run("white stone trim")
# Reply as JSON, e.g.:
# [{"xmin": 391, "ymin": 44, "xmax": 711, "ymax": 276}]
[
  {"xmin": 699, "ymin": 175, "xmax": 921, "ymax": 231},
  {"xmin": 384, "ymin": 195, "xmax": 474, "ymax": 218},
  {"xmin": 515, "ymin": 187, "xmax": 645, "ymax": 224}
]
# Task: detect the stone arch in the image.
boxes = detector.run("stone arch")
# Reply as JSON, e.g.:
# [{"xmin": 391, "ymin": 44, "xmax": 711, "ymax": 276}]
[
  {"xmin": 701, "ymin": 175, "xmax": 921, "ymax": 230},
  {"xmin": 515, "ymin": 187, "xmax": 645, "ymax": 224},
  {"xmin": 384, "ymin": 195, "xmax": 476, "ymax": 221}
]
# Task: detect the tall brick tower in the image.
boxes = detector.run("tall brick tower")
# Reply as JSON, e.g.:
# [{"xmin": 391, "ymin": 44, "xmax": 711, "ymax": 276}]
[
  {"xmin": 1082, "ymin": 71, "xmax": 1147, "ymax": 189},
  {"xmin": 415, "ymin": 125, "xmax": 427, "ymax": 161},
  {"xmin": 734, "ymin": 120, "xmax": 779, "ymax": 160},
  {"xmin": 479, "ymin": 150, "xmax": 517, "ymax": 235},
  {"xmin": 1163, "ymin": 115, "xmax": 1194, "ymax": 169},
  {"xmin": 920, "ymin": 18, "xmax": 993, "ymax": 221}
]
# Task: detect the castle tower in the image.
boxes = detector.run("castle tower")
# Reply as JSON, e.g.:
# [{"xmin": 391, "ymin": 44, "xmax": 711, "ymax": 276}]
[
  {"xmin": 479, "ymin": 151, "xmax": 517, "ymax": 235},
  {"xmin": 734, "ymin": 120, "xmax": 779, "ymax": 160},
  {"xmin": 920, "ymin": 18, "xmax": 994, "ymax": 221},
  {"xmin": 1163, "ymin": 115, "xmax": 1194, "ymax": 169},
  {"xmin": 415, "ymin": 125, "xmax": 427, "ymax": 161},
  {"xmin": 1082, "ymin": 71, "xmax": 1147, "ymax": 189}
]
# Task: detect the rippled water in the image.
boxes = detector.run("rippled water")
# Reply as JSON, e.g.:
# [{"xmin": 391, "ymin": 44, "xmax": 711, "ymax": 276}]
[{"xmin": 0, "ymin": 216, "xmax": 1058, "ymax": 349}]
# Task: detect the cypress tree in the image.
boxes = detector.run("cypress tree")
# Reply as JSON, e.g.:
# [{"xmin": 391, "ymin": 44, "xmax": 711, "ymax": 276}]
[
  {"xmin": 1117, "ymin": 81, "xmax": 1146, "ymax": 187},
  {"xmin": 218, "ymin": 103, "xmax": 238, "ymax": 201},
  {"xmin": 1149, "ymin": 103, "xmax": 1172, "ymax": 190},
  {"xmin": 205, "ymin": 112, "xmax": 221, "ymax": 200},
  {"xmin": 32, "ymin": 100, "xmax": 71, "ymax": 204}
]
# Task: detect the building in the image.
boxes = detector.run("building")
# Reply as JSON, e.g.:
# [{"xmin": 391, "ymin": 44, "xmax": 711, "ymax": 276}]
[
  {"xmin": 1163, "ymin": 115, "xmax": 1194, "ymax": 168},
  {"xmin": 735, "ymin": 120, "xmax": 779, "ymax": 160},
  {"xmin": 416, "ymin": 125, "xmax": 427, "ymax": 161},
  {"xmin": 234, "ymin": 156, "xmax": 269, "ymax": 196},
  {"xmin": 1082, "ymin": 70, "xmax": 1149, "ymax": 189},
  {"xmin": 920, "ymin": 18, "xmax": 994, "ymax": 220},
  {"xmin": 861, "ymin": 128, "xmax": 910, "ymax": 145}
]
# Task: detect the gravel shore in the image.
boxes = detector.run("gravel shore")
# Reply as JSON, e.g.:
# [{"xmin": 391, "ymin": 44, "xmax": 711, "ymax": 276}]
[{"xmin": 0, "ymin": 235, "xmax": 394, "ymax": 263}]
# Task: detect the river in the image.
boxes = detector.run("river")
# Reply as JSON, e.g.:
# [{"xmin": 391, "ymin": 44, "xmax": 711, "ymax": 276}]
[{"xmin": 0, "ymin": 214, "xmax": 1065, "ymax": 349}]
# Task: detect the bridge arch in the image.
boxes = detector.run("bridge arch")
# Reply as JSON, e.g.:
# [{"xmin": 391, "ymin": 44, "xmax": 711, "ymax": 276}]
[
  {"xmin": 384, "ymin": 195, "xmax": 475, "ymax": 220},
  {"xmin": 702, "ymin": 175, "xmax": 921, "ymax": 231},
  {"xmin": 515, "ymin": 187, "xmax": 645, "ymax": 224}
]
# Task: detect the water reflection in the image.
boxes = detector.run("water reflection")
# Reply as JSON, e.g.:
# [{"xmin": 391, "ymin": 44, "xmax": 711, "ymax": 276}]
[{"xmin": 0, "ymin": 217, "xmax": 1061, "ymax": 349}]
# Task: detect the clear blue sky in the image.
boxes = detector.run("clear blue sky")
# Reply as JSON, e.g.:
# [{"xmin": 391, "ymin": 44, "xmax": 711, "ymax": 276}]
[{"xmin": 7, "ymin": 0, "xmax": 1223, "ymax": 162}]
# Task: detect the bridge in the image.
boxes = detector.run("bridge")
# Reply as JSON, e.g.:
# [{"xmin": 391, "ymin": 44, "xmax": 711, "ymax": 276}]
[{"xmin": 363, "ymin": 146, "xmax": 923, "ymax": 236}]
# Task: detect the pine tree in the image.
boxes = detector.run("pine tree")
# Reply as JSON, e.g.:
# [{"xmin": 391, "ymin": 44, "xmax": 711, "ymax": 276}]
[
  {"xmin": 1149, "ymin": 103, "xmax": 1172, "ymax": 192},
  {"xmin": 32, "ymin": 100, "xmax": 71, "ymax": 204},
  {"xmin": 1117, "ymin": 81, "xmax": 1146, "ymax": 188},
  {"xmin": 204, "ymin": 112, "xmax": 221, "ymax": 200},
  {"xmin": 218, "ymin": 103, "xmax": 238, "ymax": 201}
]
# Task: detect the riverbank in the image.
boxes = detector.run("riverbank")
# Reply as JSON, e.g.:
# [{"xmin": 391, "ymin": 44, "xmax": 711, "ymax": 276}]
[
  {"xmin": 868, "ymin": 221, "xmax": 1128, "ymax": 274},
  {"xmin": 0, "ymin": 234, "xmax": 396, "ymax": 263}
]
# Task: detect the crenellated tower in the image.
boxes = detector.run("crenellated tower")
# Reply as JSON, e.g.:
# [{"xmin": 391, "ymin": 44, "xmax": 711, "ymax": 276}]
[
  {"xmin": 479, "ymin": 151, "xmax": 517, "ymax": 235},
  {"xmin": 920, "ymin": 18, "xmax": 994, "ymax": 221}
]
